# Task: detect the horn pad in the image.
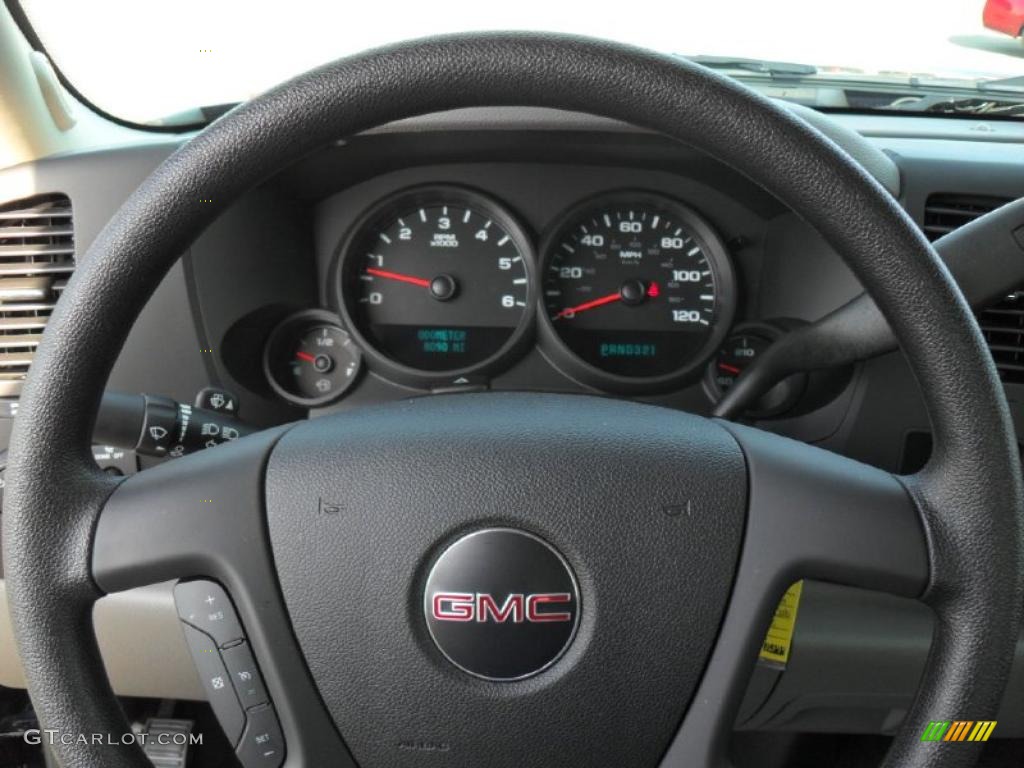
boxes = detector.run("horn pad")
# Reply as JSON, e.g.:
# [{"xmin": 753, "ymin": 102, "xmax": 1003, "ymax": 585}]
[{"xmin": 266, "ymin": 393, "xmax": 746, "ymax": 768}]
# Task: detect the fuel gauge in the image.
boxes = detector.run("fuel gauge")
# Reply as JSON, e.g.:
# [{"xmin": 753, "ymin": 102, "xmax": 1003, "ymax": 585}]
[{"xmin": 264, "ymin": 310, "xmax": 362, "ymax": 407}]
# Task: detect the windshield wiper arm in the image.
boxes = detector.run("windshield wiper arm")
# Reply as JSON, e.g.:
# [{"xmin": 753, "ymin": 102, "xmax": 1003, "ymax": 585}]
[
  {"xmin": 685, "ymin": 55, "xmax": 817, "ymax": 78},
  {"xmin": 977, "ymin": 75, "xmax": 1024, "ymax": 93}
]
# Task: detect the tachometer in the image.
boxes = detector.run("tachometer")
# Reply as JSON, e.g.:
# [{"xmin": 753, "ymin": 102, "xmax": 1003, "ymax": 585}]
[
  {"xmin": 539, "ymin": 192, "xmax": 736, "ymax": 393},
  {"xmin": 337, "ymin": 186, "xmax": 535, "ymax": 388}
]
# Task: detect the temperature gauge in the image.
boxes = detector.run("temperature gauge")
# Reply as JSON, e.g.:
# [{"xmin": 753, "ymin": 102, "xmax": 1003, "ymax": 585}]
[
  {"xmin": 709, "ymin": 332, "xmax": 771, "ymax": 393},
  {"xmin": 264, "ymin": 310, "xmax": 362, "ymax": 407},
  {"xmin": 704, "ymin": 322, "xmax": 806, "ymax": 417}
]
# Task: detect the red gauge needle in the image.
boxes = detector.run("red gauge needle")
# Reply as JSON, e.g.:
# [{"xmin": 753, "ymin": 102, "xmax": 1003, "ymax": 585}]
[
  {"xmin": 554, "ymin": 292, "xmax": 622, "ymax": 320},
  {"xmin": 295, "ymin": 351, "xmax": 316, "ymax": 363},
  {"xmin": 718, "ymin": 362, "xmax": 742, "ymax": 375},
  {"xmin": 365, "ymin": 267, "xmax": 431, "ymax": 288}
]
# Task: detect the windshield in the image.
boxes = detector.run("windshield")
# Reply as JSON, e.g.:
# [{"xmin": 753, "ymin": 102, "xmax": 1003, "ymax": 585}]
[{"xmin": 17, "ymin": 0, "xmax": 1024, "ymax": 127}]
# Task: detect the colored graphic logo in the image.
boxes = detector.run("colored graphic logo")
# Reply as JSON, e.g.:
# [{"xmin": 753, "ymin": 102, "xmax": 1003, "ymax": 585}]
[
  {"xmin": 921, "ymin": 721, "xmax": 997, "ymax": 742},
  {"xmin": 423, "ymin": 528, "xmax": 580, "ymax": 681}
]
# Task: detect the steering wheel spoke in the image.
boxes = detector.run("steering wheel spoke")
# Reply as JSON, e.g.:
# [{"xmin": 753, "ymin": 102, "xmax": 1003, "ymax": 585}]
[
  {"xmin": 91, "ymin": 426, "xmax": 288, "ymax": 593},
  {"xmin": 90, "ymin": 424, "xmax": 355, "ymax": 766},
  {"xmin": 721, "ymin": 422, "xmax": 928, "ymax": 596},
  {"xmin": 661, "ymin": 423, "xmax": 929, "ymax": 766}
]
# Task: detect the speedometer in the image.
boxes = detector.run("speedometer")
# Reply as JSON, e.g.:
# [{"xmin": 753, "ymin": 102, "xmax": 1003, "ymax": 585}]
[
  {"xmin": 337, "ymin": 186, "xmax": 535, "ymax": 388},
  {"xmin": 539, "ymin": 192, "xmax": 736, "ymax": 393}
]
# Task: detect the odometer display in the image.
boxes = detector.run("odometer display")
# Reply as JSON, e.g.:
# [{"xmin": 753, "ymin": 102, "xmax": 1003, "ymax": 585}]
[
  {"xmin": 540, "ymin": 193, "xmax": 735, "ymax": 391},
  {"xmin": 338, "ymin": 187, "xmax": 534, "ymax": 385}
]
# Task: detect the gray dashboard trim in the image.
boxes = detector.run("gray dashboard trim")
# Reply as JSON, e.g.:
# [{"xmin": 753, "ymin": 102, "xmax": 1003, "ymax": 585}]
[
  {"xmin": 363, "ymin": 104, "xmax": 903, "ymax": 198},
  {"xmin": 0, "ymin": 579, "xmax": 202, "ymax": 701}
]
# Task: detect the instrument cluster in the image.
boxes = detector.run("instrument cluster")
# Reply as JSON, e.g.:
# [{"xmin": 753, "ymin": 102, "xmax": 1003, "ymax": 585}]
[{"xmin": 264, "ymin": 183, "xmax": 745, "ymax": 404}]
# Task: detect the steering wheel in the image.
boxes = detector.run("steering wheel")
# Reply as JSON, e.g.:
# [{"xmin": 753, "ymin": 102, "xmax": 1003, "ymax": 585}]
[{"xmin": 3, "ymin": 33, "xmax": 1021, "ymax": 768}]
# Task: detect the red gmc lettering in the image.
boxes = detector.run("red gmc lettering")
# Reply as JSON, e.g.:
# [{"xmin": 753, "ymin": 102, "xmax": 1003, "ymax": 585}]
[
  {"xmin": 432, "ymin": 592, "xmax": 474, "ymax": 622},
  {"xmin": 476, "ymin": 594, "xmax": 524, "ymax": 623},
  {"xmin": 525, "ymin": 593, "xmax": 572, "ymax": 622},
  {"xmin": 432, "ymin": 592, "xmax": 573, "ymax": 623}
]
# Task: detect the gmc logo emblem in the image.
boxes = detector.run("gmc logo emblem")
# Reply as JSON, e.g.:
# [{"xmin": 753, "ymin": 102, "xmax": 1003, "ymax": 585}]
[{"xmin": 431, "ymin": 592, "xmax": 573, "ymax": 623}]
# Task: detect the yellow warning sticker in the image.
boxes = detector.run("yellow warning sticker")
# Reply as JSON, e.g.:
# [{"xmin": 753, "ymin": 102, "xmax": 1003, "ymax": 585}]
[{"xmin": 759, "ymin": 580, "xmax": 803, "ymax": 667}]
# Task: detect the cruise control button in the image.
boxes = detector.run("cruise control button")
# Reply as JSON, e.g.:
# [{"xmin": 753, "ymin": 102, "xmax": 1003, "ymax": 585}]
[
  {"xmin": 174, "ymin": 580, "xmax": 245, "ymax": 648},
  {"xmin": 222, "ymin": 641, "xmax": 269, "ymax": 709},
  {"xmin": 181, "ymin": 624, "xmax": 245, "ymax": 747},
  {"xmin": 236, "ymin": 704, "xmax": 284, "ymax": 767}
]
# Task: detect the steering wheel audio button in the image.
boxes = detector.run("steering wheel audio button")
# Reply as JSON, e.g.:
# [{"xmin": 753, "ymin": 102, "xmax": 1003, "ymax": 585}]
[
  {"xmin": 221, "ymin": 641, "xmax": 270, "ymax": 710},
  {"xmin": 174, "ymin": 580, "xmax": 245, "ymax": 648},
  {"xmin": 180, "ymin": 623, "xmax": 245, "ymax": 747}
]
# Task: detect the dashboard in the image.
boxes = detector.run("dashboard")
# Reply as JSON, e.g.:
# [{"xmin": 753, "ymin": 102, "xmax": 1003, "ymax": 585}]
[
  {"xmin": 4, "ymin": 106, "xmax": 1024, "ymax": 736},
  {"xmin": 15, "ymin": 106, "xmax": 1018, "ymax": 466},
  {"xmin": 217, "ymin": 137, "xmax": 863, "ymax": 435}
]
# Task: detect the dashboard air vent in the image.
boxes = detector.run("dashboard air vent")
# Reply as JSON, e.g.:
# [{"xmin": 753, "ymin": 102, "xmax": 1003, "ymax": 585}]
[
  {"xmin": 978, "ymin": 290, "xmax": 1024, "ymax": 384},
  {"xmin": 0, "ymin": 194, "xmax": 74, "ymax": 398},
  {"xmin": 923, "ymin": 193, "xmax": 1024, "ymax": 383},
  {"xmin": 922, "ymin": 193, "xmax": 1009, "ymax": 241}
]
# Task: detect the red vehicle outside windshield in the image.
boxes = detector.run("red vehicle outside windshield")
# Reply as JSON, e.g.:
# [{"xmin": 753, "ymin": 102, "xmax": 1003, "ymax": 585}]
[{"xmin": 984, "ymin": 0, "xmax": 1024, "ymax": 37}]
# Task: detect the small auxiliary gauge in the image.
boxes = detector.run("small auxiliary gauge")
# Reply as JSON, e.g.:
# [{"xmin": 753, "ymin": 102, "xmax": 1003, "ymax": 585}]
[
  {"xmin": 709, "ymin": 332, "xmax": 772, "ymax": 393},
  {"xmin": 264, "ymin": 310, "xmax": 362, "ymax": 407},
  {"xmin": 704, "ymin": 322, "xmax": 806, "ymax": 417}
]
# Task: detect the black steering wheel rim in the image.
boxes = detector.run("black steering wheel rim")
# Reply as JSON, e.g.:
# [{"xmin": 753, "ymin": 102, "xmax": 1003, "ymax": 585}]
[{"xmin": 3, "ymin": 32, "xmax": 1022, "ymax": 768}]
